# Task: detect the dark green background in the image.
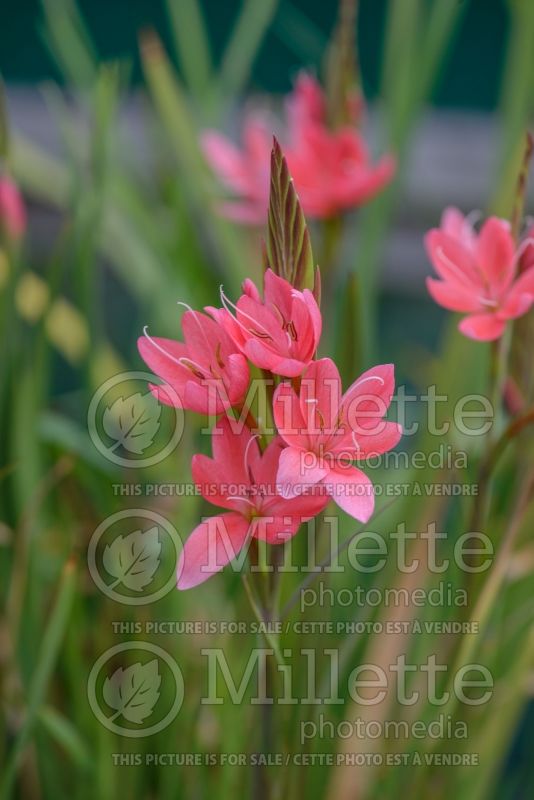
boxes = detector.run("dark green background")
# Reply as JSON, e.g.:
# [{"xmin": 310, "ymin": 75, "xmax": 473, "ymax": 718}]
[{"xmin": 1, "ymin": 0, "xmax": 508, "ymax": 108}]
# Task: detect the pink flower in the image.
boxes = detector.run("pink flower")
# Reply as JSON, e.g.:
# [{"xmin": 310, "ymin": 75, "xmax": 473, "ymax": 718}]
[
  {"xmin": 209, "ymin": 269, "xmax": 321, "ymax": 377},
  {"xmin": 284, "ymin": 126, "xmax": 395, "ymax": 219},
  {"xmin": 425, "ymin": 207, "xmax": 534, "ymax": 341},
  {"xmin": 202, "ymin": 73, "xmax": 395, "ymax": 223},
  {"xmin": 283, "ymin": 75, "xmax": 394, "ymax": 218},
  {"xmin": 138, "ymin": 308, "xmax": 250, "ymax": 415},
  {"xmin": 177, "ymin": 417, "xmax": 329, "ymax": 589},
  {"xmin": 285, "ymin": 72, "xmax": 327, "ymax": 133},
  {"xmin": 202, "ymin": 116, "xmax": 272, "ymax": 224},
  {"xmin": 286, "ymin": 73, "xmax": 365, "ymax": 129},
  {"xmin": 273, "ymin": 358, "xmax": 402, "ymax": 523},
  {"xmin": 0, "ymin": 176, "xmax": 26, "ymax": 240}
]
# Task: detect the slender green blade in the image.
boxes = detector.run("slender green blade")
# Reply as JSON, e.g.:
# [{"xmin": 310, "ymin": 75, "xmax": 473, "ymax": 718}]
[
  {"xmin": 2, "ymin": 560, "xmax": 77, "ymax": 798},
  {"xmin": 218, "ymin": 0, "xmax": 279, "ymax": 98},
  {"xmin": 165, "ymin": 0, "xmax": 212, "ymax": 100}
]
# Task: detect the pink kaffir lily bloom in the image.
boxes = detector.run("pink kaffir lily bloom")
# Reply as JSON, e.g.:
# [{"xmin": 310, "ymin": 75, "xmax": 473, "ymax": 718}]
[
  {"xmin": 208, "ymin": 269, "xmax": 322, "ymax": 378},
  {"xmin": 273, "ymin": 358, "xmax": 402, "ymax": 523},
  {"xmin": 0, "ymin": 175, "xmax": 27, "ymax": 240},
  {"xmin": 177, "ymin": 416, "xmax": 329, "ymax": 589},
  {"xmin": 425, "ymin": 207, "xmax": 534, "ymax": 341},
  {"xmin": 138, "ymin": 308, "xmax": 250, "ymax": 415},
  {"xmin": 201, "ymin": 73, "xmax": 395, "ymax": 223},
  {"xmin": 283, "ymin": 75, "xmax": 395, "ymax": 219}
]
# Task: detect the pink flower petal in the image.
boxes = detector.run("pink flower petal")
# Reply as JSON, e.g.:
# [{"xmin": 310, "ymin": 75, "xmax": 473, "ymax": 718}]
[
  {"xmin": 192, "ymin": 453, "xmax": 248, "ymax": 513},
  {"xmin": 181, "ymin": 310, "xmax": 225, "ymax": 363},
  {"xmin": 263, "ymin": 269, "xmax": 293, "ymax": 318},
  {"xmin": 336, "ymin": 154, "xmax": 396, "ymax": 210},
  {"xmin": 225, "ymin": 353, "xmax": 251, "ymax": 405},
  {"xmin": 183, "ymin": 380, "xmax": 228, "ymax": 415},
  {"xmin": 243, "ymin": 338, "xmax": 305, "ymax": 377},
  {"xmin": 509, "ymin": 265, "xmax": 534, "ymax": 298},
  {"xmin": 341, "ymin": 363, "xmax": 395, "ymax": 430},
  {"xmin": 441, "ymin": 207, "xmax": 473, "ymax": 246},
  {"xmin": 211, "ymin": 416, "xmax": 260, "ymax": 484},
  {"xmin": 476, "ymin": 217, "xmax": 515, "ymax": 290},
  {"xmin": 273, "ymin": 382, "xmax": 308, "ymax": 446},
  {"xmin": 299, "ymin": 358, "xmax": 342, "ymax": 432},
  {"xmin": 333, "ymin": 420, "xmax": 403, "ymax": 458},
  {"xmin": 458, "ymin": 313, "xmax": 506, "ymax": 341},
  {"xmin": 177, "ymin": 513, "xmax": 250, "ymax": 590},
  {"xmin": 498, "ymin": 292, "xmax": 533, "ymax": 321},
  {"xmin": 323, "ymin": 466, "xmax": 375, "ymax": 522},
  {"xmin": 251, "ymin": 515, "xmax": 302, "ymax": 545},
  {"xmin": 147, "ymin": 382, "xmax": 184, "ymax": 408},
  {"xmin": 264, "ymin": 488, "xmax": 329, "ymax": 527},
  {"xmin": 425, "ymin": 230, "xmax": 481, "ymax": 289},
  {"xmin": 276, "ymin": 446, "xmax": 328, "ymax": 499},
  {"xmin": 0, "ymin": 177, "xmax": 26, "ymax": 240},
  {"xmin": 138, "ymin": 336, "xmax": 189, "ymax": 386},
  {"xmin": 201, "ymin": 131, "xmax": 250, "ymax": 193},
  {"xmin": 426, "ymin": 277, "xmax": 481, "ymax": 313},
  {"xmin": 302, "ymin": 288, "xmax": 322, "ymax": 343}
]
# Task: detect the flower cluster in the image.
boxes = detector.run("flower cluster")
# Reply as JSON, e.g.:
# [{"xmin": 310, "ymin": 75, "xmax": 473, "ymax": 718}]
[
  {"xmin": 202, "ymin": 73, "xmax": 395, "ymax": 224},
  {"xmin": 425, "ymin": 207, "xmax": 534, "ymax": 341},
  {"xmin": 139, "ymin": 269, "xmax": 402, "ymax": 589}
]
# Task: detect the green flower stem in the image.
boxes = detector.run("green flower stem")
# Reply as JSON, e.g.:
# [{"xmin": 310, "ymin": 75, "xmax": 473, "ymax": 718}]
[{"xmin": 1, "ymin": 559, "xmax": 77, "ymax": 800}]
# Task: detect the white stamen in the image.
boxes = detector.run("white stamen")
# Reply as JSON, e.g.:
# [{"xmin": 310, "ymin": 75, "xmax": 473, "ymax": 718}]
[
  {"xmin": 177, "ymin": 301, "xmax": 216, "ymax": 356},
  {"xmin": 220, "ymin": 286, "xmax": 273, "ymax": 339},
  {"xmin": 243, "ymin": 433, "xmax": 261, "ymax": 480},
  {"xmin": 351, "ymin": 431, "xmax": 361, "ymax": 451},
  {"xmin": 177, "ymin": 301, "xmax": 195, "ymax": 314},
  {"xmin": 142, "ymin": 326, "xmax": 183, "ymax": 368},
  {"xmin": 478, "ymin": 297, "xmax": 498, "ymax": 308},
  {"xmin": 177, "ymin": 356, "xmax": 207, "ymax": 377},
  {"xmin": 351, "ymin": 375, "xmax": 385, "ymax": 391},
  {"xmin": 226, "ymin": 496, "xmax": 256, "ymax": 507}
]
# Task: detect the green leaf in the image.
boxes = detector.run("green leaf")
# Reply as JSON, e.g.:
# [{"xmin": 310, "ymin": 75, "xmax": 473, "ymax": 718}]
[
  {"xmin": 38, "ymin": 706, "xmax": 92, "ymax": 771},
  {"xmin": 40, "ymin": 0, "xmax": 98, "ymax": 88},
  {"xmin": 1, "ymin": 560, "xmax": 77, "ymax": 798},
  {"xmin": 266, "ymin": 137, "xmax": 315, "ymax": 291},
  {"xmin": 218, "ymin": 0, "xmax": 279, "ymax": 100},
  {"xmin": 165, "ymin": 0, "xmax": 212, "ymax": 101}
]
